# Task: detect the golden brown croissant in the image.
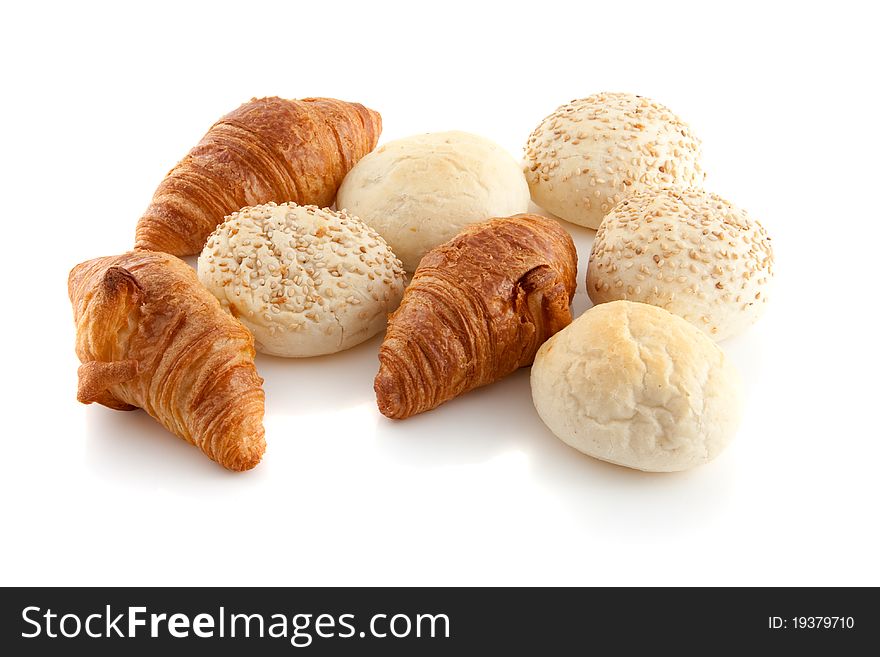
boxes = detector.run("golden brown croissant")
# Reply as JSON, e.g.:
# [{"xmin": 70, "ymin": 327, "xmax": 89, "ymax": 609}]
[
  {"xmin": 375, "ymin": 214, "xmax": 577, "ymax": 419},
  {"xmin": 69, "ymin": 250, "xmax": 266, "ymax": 471},
  {"xmin": 135, "ymin": 96, "xmax": 382, "ymax": 256}
]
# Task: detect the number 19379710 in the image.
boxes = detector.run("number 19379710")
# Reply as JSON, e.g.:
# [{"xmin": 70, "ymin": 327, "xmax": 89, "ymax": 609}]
[{"xmin": 768, "ymin": 617, "xmax": 854, "ymax": 630}]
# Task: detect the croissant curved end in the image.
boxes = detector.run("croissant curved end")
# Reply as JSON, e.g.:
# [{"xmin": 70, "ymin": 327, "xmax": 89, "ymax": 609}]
[
  {"xmin": 374, "ymin": 363, "xmax": 408, "ymax": 420},
  {"xmin": 365, "ymin": 107, "xmax": 382, "ymax": 145},
  {"xmin": 223, "ymin": 448, "xmax": 265, "ymax": 472},
  {"xmin": 135, "ymin": 208, "xmax": 196, "ymax": 256},
  {"xmin": 215, "ymin": 416, "xmax": 266, "ymax": 472}
]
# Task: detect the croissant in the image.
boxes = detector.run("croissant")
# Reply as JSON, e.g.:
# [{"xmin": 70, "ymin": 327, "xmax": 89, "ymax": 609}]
[
  {"xmin": 374, "ymin": 214, "xmax": 577, "ymax": 419},
  {"xmin": 134, "ymin": 96, "xmax": 382, "ymax": 256},
  {"xmin": 69, "ymin": 250, "xmax": 266, "ymax": 471}
]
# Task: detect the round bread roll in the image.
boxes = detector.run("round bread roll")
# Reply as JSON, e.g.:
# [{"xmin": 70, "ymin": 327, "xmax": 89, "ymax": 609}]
[
  {"xmin": 198, "ymin": 202, "xmax": 406, "ymax": 357},
  {"xmin": 524, "ymin": 92, "xmax": 704, "ymax": 229},
  {"xmin": 336, "ymin": 131, "xmax": 529, "ymax": 272},
  {"xmin": 531, "ymin": 301, "xmax": 742, "ymax": 472},
  {"xmin": 587, "ymin": 187, "xmax": 774, "ymax": 341}
]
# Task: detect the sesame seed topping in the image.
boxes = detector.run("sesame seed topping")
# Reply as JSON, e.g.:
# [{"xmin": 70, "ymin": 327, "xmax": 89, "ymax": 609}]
[
  {"xmin": 196, "ymin": 201, "xmax": 406, "ymax": 351},
  {"xmin": 524, "ymin": 92, "xmax": 704, "ymax": 227},
  {"xmin": 587, "ymin": 187, "xmax": 774, "ymax": 340}
]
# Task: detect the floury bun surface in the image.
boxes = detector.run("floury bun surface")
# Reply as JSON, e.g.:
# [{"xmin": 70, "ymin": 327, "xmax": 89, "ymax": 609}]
[
  {"xmin": 524, "ymin": 92, "xmax": 704, "ymax": 229},
  {"xmin": 336, "ymin": 131, "xmax": 530, "ymax": 272},
  {"xmin": 531, "ymin": 301, "xmax": 742, "ymax": 472},
  {"xmin": 587, "ymin": 187, "xmax": 774, "ymax": 341},
  {"xmin": 198, "ymin": 202, "xmax": 406, "ymax": 357}
]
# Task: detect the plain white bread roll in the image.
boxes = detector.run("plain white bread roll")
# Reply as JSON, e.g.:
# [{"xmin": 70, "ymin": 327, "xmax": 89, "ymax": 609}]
[
  {"xmin": 524, "ymin": 92, "xmax": 704, "ymax": 229},
  {"xmin": 198, "ymin": 202, "xmax": 405, "ymax": 357},
  {"xmin": 336, "ymin": 131, "xmax": 530, "ymax": 272},
  {"xmin": 531, "ymin": 301, "xmax": 742, "ymax": 472},
  {"xmin": 587, "ymin": 187, "xmax": 774, "ymax": 341}
]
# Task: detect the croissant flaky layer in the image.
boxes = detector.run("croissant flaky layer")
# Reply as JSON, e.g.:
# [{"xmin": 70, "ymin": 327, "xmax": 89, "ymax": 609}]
[
  {"xmin": 375, "ymin": 213, "xmax": 578, "ymax": 419},
  {"xmin": 69, "ymin": 250, "xmax": 266, "ymax": 471},
  {"xmin": 135, "ymin": 96, "xmax": 382, "ymax": 256}
]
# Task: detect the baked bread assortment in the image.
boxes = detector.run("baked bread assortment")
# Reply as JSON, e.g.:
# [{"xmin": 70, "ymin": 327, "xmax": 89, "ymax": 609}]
[
  {"xmin": 524, "ymin": 92, "xmax": 704, "ymax": 229},
  {"xmin": 70, "ymin": 90, "xmax": 774, "ymax": 475},
  {"xmin": 336, "ymin": 131, "xmax": 530, "ymax": 272},
  {"xmin": 135, "ymin": 97, "xmax": 382, "ymax": 256},
  {"xmin": 587, "ymin": 188, "xmax": 774, "ymax": 341},
  {"xmin": 374, "ymin": 214, "xmax": 577, "ymax": 419},
  {"xmin": 531, "ymin": 301, "xmax": 742, "ymax": 472},
  {"xmin": 198, "ymin": 202, "xmax": 405, "ymax": 357},
  {"xmin": 69, "ymin": 251, "xmax": 266, "ymax": 471}
]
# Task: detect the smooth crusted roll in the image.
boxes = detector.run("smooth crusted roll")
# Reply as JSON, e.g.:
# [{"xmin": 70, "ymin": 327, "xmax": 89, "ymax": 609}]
[
  {"xmin": 524, "ymin": 92, "xmax": 704, "ymax": 229},
  {"xmin": 135, "ymin": 96, "xmax": 382, "ymax": 256},
  {"xmin": 337, "ymin": 131, "xmax": 530, "ymax": 272},
  {"xmin": 375, "ymin": 214, "xmax": 577, "ymax": 419},
  {"xmin": 531, "ymin": 301, "xmax": 742, "ymax": 472},
  {"xmin": 587, "ymin": 187, "xmax": 774, "ymax": 341},
  {"xmin": 69, "ymin": 250, "xmax": 266, "ymax": 471},
  {"xmin": 198, "ymin": 202, "xmax": 406, "ymax": 357}
]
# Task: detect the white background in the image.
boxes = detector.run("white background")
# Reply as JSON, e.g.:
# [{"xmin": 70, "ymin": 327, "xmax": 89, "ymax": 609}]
[{"xmin": 2, "ymin": 0, "xmax": 878, "ymax": 586}]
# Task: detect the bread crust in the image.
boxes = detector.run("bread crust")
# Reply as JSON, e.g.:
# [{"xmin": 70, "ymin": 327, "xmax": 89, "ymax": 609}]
[
  {"xmin": 531, "ymin": 300, "xmax": 742, "ymax": 472},
  {"xmin": 587, "ymin": 187, "xmax": 774, "ymax": 341},
  {"xmin": 375, "ymin": 214, "xmax": 577, "ymax": 419},
  {"xmin": 336, "ymin": 131, "xmax": 529, "ymax": 272},
  {"xmin": 135, "ymin": 97, "xmax": 382, "ymax": 256},
  {"xmin": 197, "ymin": 202, "xmax": 406, "ymax": 357},
  {"xmin": 69, "ymin": 250, "xmax": 266, "ymax": 471},
  {"xmin": 524, "ymin": 92, "xmax": 703, "ymax": 229}
]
